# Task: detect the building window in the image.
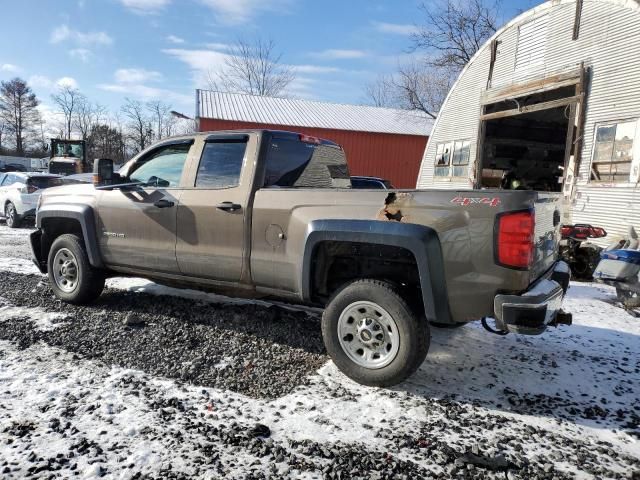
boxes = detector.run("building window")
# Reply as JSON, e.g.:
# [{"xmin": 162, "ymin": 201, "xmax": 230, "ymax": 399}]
[
  {"xmin": 434, "ymin": 140, "xmax": 470, "ymax": 178},
  {"xmin": 590, "ymin": 120, "xmax": 637, "ymax": 183}
]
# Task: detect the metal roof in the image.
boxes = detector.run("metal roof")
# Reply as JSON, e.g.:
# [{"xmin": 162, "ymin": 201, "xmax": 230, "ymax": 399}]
[{"xmin": 196, "ymin": 90, "xmax": 434, "ymax": 137}]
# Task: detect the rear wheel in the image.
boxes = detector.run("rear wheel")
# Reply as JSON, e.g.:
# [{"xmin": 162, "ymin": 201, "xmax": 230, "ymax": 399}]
[
  {"xmin": 48, "ymin": 234, "xmax": 105, "ymax": 304},
  {"xmin": 322, "ymin": 279, "xmax": 429, "ymax": 387},
  {"xmin": 5, "ymin": 202, "xmax": 20, "ymax": 228}
]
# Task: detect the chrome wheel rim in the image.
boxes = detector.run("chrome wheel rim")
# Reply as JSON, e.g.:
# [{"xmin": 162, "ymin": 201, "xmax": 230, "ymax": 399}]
[
  {"xmin": 6, "ymin": 204, "xmax": 14, "ymax": 226},
  {"xmin": 53, "ymin": 248, "xmax": 79, "ymax": 293},
  {"xmin": 337, "ymin": 301, "xmax": 400, "ymax": 369}
]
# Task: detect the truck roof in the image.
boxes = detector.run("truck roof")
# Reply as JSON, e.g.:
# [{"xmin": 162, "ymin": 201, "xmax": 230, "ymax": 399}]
[{"xmin": 166, "ymin": 129, "xmax": 340, "ymax": 147}]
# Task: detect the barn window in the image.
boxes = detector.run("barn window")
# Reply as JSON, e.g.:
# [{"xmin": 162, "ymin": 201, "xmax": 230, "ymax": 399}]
[
  {"xmin": 590, "ymin": 120, "xmax": 637, "ymax": 183},
  {"xmin": 434, "ymin": 140, "xmax": 470, "ymax": 178},
  {"xmin": 515, "ymin": 15, "xmax": 548, "ymax": 73}
]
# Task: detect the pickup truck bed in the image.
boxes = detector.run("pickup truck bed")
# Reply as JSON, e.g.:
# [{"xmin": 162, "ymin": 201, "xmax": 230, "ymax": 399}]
[{"xmin": 30, "ymin": 129, "xmax": 571, "ymax": 387}]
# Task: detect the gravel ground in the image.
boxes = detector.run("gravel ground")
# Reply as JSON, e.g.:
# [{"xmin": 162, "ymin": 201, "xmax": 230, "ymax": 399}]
[
  {"xmin": 0, "ymin": 224, "xmax": 639, "ymax": 479},
  {"xmin": 0, "ymin": 271, "xmax": 326, "ymax": 399}
]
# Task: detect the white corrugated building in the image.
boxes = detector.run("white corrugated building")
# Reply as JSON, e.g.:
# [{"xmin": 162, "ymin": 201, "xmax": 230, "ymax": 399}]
[{"xmin": 416, "ymin": 0, "xmax": 640, "ymax": 243}]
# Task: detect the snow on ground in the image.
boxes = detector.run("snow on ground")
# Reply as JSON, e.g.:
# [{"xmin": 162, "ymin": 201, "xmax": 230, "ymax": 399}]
[{"xmin": 0, "ymin": 224, "xmax": 639, "ymax": 478}]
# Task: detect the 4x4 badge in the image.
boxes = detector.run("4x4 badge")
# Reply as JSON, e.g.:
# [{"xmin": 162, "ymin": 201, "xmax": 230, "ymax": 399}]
[{"xmin": 451, "ymin": 196, "xmax": 501, "ymax": 207}]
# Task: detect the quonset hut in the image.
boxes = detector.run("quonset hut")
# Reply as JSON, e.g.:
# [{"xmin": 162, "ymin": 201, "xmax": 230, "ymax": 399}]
[{"xmin": 416, "ymin": 0, "xmax": 640, "ymax": 241}]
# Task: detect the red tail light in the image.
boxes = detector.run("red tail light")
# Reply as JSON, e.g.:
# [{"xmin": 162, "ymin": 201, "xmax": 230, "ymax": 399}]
[
  {"xmin": 496, "ymin": 210, "xmax": 535, "ymax": 269},
  {"xmin": 299, "ymin": 134, "xmax": 321, "ymax": 144}
]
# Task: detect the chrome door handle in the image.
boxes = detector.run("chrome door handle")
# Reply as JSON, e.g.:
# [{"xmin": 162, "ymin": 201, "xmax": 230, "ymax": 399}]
[
  {"xmin": 216, "ymin": 201, "xmax": 241, "ymax": 212},
  {"xmin": 154, "ymin": 199, "xmax": 175, "ymax": 208}
]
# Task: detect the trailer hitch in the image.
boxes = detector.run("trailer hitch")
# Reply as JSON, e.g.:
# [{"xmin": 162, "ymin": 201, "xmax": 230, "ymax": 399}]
[{"xmin": 481, "ymin": 317, "xmax": 509, "ymax": 336}]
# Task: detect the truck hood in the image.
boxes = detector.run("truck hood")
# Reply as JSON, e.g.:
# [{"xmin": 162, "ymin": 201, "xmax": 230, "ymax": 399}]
[{"xmin": 41, "ymin": 183, "xmax": 96, "ymax": 198}]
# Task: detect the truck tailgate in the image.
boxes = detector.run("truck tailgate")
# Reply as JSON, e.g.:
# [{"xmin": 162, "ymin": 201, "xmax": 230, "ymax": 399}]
[{"xmin": 531, "ymin": 193, "xmax": 562, "ymax": 282}]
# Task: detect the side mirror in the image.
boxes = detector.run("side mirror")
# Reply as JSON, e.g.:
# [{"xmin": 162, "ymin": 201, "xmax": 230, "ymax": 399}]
[{"xmin": 93, "ymin": 158, "xmax": 114, "ymax": 186}]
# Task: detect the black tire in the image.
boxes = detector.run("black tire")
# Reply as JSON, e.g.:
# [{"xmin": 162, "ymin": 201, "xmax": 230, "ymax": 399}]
[
  {"xmin": 47, "ymin": 234, "xmax": 105, "ymax": 304},
  {"xmin": 5, "ymin": 202, "xmax": 21, "ymax": 228},
  {"xmin": 322, "ymin": 279, "xmax": 430, "ymax": 387}
]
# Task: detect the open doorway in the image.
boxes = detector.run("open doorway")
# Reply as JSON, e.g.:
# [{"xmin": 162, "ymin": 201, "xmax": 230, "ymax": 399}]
[{"xmin": 478, "ymin": 84, "xmax": 580, "ymax": 192}]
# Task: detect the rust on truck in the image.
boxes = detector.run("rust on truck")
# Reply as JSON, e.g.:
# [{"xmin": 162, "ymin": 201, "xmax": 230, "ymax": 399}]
[{"xmin": 376, "ymin": 192, "xmax": 412, "ymax": 222}]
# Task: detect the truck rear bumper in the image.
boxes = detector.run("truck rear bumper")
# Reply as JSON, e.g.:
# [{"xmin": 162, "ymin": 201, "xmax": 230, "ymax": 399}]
[{"xmin": 494, "ymin": 261, "xmax": 572, "ymax": 335}]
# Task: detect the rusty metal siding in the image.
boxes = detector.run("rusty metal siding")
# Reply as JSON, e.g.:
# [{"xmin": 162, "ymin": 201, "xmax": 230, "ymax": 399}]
[
  {"xmin": 417, "ymin": 0, "xmax": 640, "ymax": 243},
  {"xmin": 198, "ymin": 118, "xmax": 428, "ymax": 189}
]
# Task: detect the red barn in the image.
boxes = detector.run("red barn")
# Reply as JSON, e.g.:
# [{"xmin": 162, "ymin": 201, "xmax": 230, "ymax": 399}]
[{"xmin": 196, "ymin": 90, "xmax": 433, "ymax": 188}]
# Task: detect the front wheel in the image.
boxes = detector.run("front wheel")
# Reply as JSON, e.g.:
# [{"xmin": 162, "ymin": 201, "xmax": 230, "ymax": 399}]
[
  {"xmin": 47, "ymin": 234, "xmax": 105, "ymax": 304},
  {"xmin": 5, "ymin": 202, "xmax": 20, "ymax": 228},
  {"xmin": 322, "ymin": 279, "xmax": 430, "ymax": 387}
]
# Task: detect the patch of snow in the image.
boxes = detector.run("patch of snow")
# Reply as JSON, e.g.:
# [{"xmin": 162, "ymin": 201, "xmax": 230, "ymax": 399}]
[
  {"xmin": 0, "ymin": 297, "xmax": 69, "ymax": 331},
  {"xmin": 0, "ymin": 256, "xmax": 40, "ymax": 275}
]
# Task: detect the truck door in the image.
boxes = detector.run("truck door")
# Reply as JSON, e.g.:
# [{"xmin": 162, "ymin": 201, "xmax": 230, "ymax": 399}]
[
  {"xmin": 175, "ymin": 133, "xmax": 257, "ymax": 282},
  {"xmin": 96, "ymin": 140, "xmax": 195, "ymax": 273}
]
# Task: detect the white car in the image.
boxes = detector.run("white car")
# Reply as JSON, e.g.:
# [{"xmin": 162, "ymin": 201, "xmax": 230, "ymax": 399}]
[{"xmin": 0, "ymin": 172, "xmax": 61, "ymax": 228}]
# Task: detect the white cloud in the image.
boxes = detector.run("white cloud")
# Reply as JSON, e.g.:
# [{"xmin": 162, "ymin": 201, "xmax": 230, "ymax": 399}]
[
  {"xmin": 373, "ymin": 21, "xmax": 419, "ymax": 36},
  {"xmin": 163, "ymin": 48, "xmax": 229, "ymax": 86},
  {"xmin": 119, "ymin": 0, "xmax": 171, "ymax": 14},
  {"xmin": 114, "ymin": 68, "xmax": 163, "ymax": 84},
  {"xmin": 312, "ymin": 49, "xmax": 367, "ymax": 60},
  {"xmin": 198, "ymin": 0, "xmax": 291, "ymax": 25},
  {"xmin": 98, "ymin": 67, "xmax": 189, "ymax": 107},
  {"xmin": 98, "ymin": 83, "xmax": 192, "ymax": 107},
  {"xmin": 293, "ymin": 65, "xmax": 341, "ymax": 74},
  {"xmin": 56, "ymin": 77, "xmax": 79, "ymax": 89},
  {"xmin": 50, "ymin": 25, "xmax": 113, "ymax": 46},
  {"xmin": 69, "ymin": 48, "xmax": 92, "ymax": 63},
  {"xmin": 0, "ymin": 64, "xmax": 21, "ymax": 73},
  {"xmin": 205, "ymin": 42, "xmax": 232, "ymax": 51},
  {"xmin": 166, "ymin": 35, "xmax": 185, "ymax": 44},
  {"xmin": 37, "ymin": 103, "xmax": 65, "ymax": 138},
  {"xmin": 28, "ymin": 75, "xmax": 54, "ymax": 90}
]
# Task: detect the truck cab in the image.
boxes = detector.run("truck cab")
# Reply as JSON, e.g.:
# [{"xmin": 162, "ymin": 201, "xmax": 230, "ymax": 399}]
[{"xmin": 49, "ymin": 139, "xmax": 87, "ymax": 176}]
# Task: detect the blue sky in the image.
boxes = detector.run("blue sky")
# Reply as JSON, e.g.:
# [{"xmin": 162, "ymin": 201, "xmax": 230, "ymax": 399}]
[{"xmin": 0, "ymin": 0, "xmax": 538, "ymax": 122}]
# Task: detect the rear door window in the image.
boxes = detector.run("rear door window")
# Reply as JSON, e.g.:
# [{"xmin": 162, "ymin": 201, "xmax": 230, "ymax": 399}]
[
  {"xmin": 195, "ymin": 139, "xmax": 248, "ymax": 189},
  {"xmin": 3, "ymin": 174, "xmax": 18, "ymax": 186},
  {"xmin": 264, "ymin": 139, "xmax": 350, "ymax": 188},
  {"xmin": 28, "ymin": 176, "xmax": 59, "ymax": 189}
]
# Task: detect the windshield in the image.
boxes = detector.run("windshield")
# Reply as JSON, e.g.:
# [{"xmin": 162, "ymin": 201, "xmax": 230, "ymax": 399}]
[{"xmin": 53, "ymin": 142, "xmax": 84, "ymax": 159}]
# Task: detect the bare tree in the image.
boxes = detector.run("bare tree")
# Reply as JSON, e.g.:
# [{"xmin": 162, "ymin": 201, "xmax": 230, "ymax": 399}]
[
  {"xmin": 74, "ymin": 98, "xmax": 106, "ymax": 142},
  {"xmin": 146, "ymin": 100, "xmax": 173, "ymax": 140},
  {"xmin": 411, "ymin": 0, "xmax": 500, "ymax": 69},
  {"xmin": 208, "ymin": 37, "xmax": 295, "ymax": 96},
  {"xmin": 364, "ymin": 74, "xmax": 396, "ymax": 108},
  {"xmin": 121, "ymin": 98, "xmax": 153, "ymax": 153},
  {"xmin": 52, "ymin": 85, "xmax": 84, "ymax": 140},
  {"xmin": 0, "ymin": 77, "xmax": 41, "ymax": 155},
  {"xmin": 364, "ymin": 62, "xmax": 455, "ymax": 119},
  {"xmin": 0, "ymin": 120, "xmax": 7, "ymax": 153}
]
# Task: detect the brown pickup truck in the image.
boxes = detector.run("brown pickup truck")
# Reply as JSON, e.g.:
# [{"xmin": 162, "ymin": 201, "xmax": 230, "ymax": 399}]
[{"xmin": 30, "ymin": 130, "xmax": 571, "ymax": 386}]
